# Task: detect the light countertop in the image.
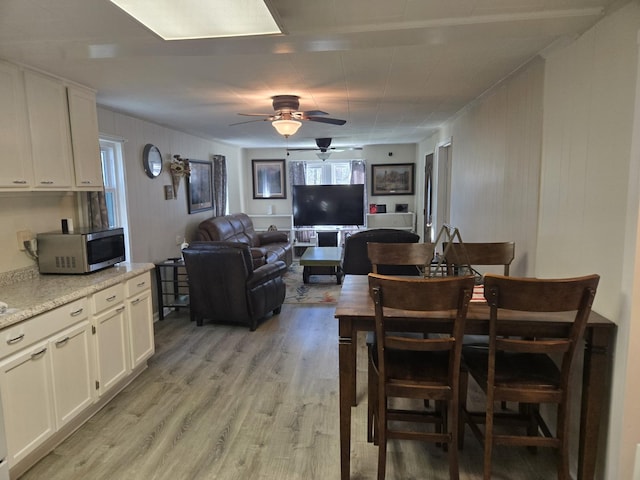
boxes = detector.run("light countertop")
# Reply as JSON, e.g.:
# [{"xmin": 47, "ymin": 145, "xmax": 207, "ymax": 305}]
[{"xmin": 0, "ymin": 262, "xmax": 155, "ymax": 329}]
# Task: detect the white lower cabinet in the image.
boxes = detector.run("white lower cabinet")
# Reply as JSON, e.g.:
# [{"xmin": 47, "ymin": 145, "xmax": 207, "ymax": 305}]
[
  {"xmin": 93, "ymin": 303, "xmax": 128, "ymax": 395},
  {"xmin": 0, "ymin": 339, "xmax": 55, "ymax": 466},
  {"xmin": 50, "ymin": 321, "xmax": 95, "ymax": 427},
  {"xmin": 0, "ymin": 270, "xmax": 155, "ymax": 476},
  {"xmin": 126, "ymin": 273, "xmax": 154, "ymax": 369}
]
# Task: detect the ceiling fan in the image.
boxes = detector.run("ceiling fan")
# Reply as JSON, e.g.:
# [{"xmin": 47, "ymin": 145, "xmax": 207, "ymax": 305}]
[
  {"xmin": 231, "ymin": 95, "xmax": 346, "ymax": 137},
  {"xmin": 286, "ymin": 138, "xmax": 363, "ymax": 160}
]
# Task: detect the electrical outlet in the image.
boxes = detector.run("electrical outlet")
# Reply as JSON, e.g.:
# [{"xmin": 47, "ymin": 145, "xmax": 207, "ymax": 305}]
[{"xmin": 17, "ymin": 230, "xmax": 32, "ymax": 251}]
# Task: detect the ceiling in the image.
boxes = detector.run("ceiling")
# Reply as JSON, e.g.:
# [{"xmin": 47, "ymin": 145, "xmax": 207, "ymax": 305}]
[{"xmin": 0, "ymin": 0, "xmax": 627, "ymax": 150}]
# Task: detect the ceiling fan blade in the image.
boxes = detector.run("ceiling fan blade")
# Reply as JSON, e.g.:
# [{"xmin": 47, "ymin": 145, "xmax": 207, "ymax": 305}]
[
  {"xmin": 307, "ymin": 116, "xmax": 347, "ymax": 126},
  {"xmin": 237, "ymin": 113, "xmax": 274, "ymax": 117},
  {"xmin": 229, "ymin": 118, "xmax": 270, "ymax": 126},
  {"xmin": 300, "ymin": 110, "xmax": 328, "ymax": 117}
]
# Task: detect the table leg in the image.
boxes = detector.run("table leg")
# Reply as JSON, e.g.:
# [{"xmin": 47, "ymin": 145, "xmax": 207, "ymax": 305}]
[
  {"xmin": 339, "ymin": 321, "xmax": 356, "ymax": 480},
  {"xmin": 578, "ymin": 327, "xmax": 613, "ymax": 479}
]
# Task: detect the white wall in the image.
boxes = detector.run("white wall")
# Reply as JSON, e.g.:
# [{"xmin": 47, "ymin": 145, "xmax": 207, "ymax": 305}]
[
  {"xmin": 97, "ymin": 108, "xmax": 242, "ymax": 263},
  {"xmin": 421, "ymin": 57, "xmax": 545, "ymax": 277},
  {"xmin": 538, "ymin": 4, "xmax": 640, "ymax": 478},
  {"xmin": 0, "ymin": 192, "xmax": 76, "ymax": 272}
]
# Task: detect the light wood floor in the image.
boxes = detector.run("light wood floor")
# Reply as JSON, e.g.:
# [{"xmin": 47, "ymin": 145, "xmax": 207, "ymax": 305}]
[{"xmin": 20, "ymin": 305, "xmax": 558, "ymax": 480}]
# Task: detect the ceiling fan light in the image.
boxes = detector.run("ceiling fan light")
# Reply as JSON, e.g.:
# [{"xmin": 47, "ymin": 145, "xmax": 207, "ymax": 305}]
[
  {"xmin": 272, "ymin": 119, "xmax": 302, "ymax": 138},
  {"xmin": 316, "ymin": 152, "xmax": 331, "ymax": 161}
]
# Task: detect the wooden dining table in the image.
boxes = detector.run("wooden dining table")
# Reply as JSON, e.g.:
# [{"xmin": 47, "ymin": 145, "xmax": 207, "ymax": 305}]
[{"xmin": 334, "ymin": 274, "xmax": 616, "ymax": 480}]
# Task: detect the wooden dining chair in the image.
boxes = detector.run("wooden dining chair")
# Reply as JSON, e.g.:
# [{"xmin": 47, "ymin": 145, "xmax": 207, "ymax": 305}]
[
  {"xmin": 442, "ymin": 241, "xmax": 515, "ymax": 277},
  {"xmin": 367, "ymin": 241, "xmax": 436, "ymax": 275},
  {"xmin": 368, "ymin": 273, "xmax": 475, "ymax": 480},
  {"xmin": 365, "ymin": 242, "xmax": 436, "ymax": 441},
  {"xmin": 443, "ymin": 241, "xmax": 515, "ymax": 414},
  {"xmin": 462, "ymin": 273, "xmax": 599, "ymax": 480}
]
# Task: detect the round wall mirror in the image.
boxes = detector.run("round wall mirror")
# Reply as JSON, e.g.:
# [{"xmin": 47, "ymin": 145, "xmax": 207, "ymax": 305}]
[{"xmin": 143, "ymin": 144, "xmax": 163, "ymax": 178}]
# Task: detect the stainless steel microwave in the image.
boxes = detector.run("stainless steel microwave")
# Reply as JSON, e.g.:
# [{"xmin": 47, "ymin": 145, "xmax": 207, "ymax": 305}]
[{"xmin": 37, "ymin": 227, "xmax": 126, "ymax": 274}]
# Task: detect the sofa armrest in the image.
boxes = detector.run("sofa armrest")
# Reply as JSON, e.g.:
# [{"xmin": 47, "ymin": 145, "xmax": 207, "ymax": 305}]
[
  {"xmin": 258, "ymin": 231, "xmax": 289, "ymax": 245},
  {"xmin": 247, "ymin": 260, "xmax": 287, "ymax": 288}
]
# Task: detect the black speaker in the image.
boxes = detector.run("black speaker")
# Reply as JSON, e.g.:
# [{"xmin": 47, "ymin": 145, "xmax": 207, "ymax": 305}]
[{"xmin": 395, "ymin": 203, "xmax": 408, "ymax": 213}]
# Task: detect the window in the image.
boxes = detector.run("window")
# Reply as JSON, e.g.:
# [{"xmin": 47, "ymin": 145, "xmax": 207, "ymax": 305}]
[
  {"xmin": 99, "ymin": 138, "xmax": 130, "ymax": 252},
  {"xmin": 305, "ymin": 161, "xmax": 352, "ymax": 185}
]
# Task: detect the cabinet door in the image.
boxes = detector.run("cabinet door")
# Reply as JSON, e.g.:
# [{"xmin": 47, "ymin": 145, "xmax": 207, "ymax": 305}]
[
  {"xmin": 0, "ymin": 61, "xmax": 32, "ymax": 188},
  {"xmin": 67, "ymin": 86, "xmax": 103, "ymax": 190},
  {"xmin": 24, "ymin": 70, "xmax": 73, "ymax": 188},
  {"xmin": 93, "ymin": 305, "xmax": 129, "ymax": 395},
  {"xmin": 0, "ymin": 341, "xmax": 55, "ymax": 465},
  {"xmin": 127, "ymin": 289, "xmax": 154, "ymax": 369},
  {"xmin": 50, "ymin": 321, "xmax": 95, "ymax": 428}
]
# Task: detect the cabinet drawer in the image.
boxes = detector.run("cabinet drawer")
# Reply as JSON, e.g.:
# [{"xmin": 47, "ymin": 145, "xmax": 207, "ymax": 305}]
[
  {"xmin": 0, "ymin": 297, "xmax": 88, "ymax": 360},
  {"xmin": 92, "ymin": 283, "xmax": 124, "ymax": 314},
  {"xmin": 126, "ymin": 272, "xmax": 151, "ymax": 298}
]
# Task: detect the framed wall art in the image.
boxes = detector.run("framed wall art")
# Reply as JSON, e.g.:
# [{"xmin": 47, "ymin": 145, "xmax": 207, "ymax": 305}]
[
  {"xmin": 252, "ymin": 159, "xmax": 286, "ymax": 199},
  {"xmin": 187, "ymin": 160, "xmax": 213, "ymax": 213},
  {"xmin": 371, "ymin": 163, "xmax": 415, "ymax": 195}
]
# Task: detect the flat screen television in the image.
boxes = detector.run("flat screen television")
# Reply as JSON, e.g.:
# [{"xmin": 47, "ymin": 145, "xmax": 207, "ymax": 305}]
[{"xmin": 292, "ymin": 184, "xmax": 365, "ymax": 227}]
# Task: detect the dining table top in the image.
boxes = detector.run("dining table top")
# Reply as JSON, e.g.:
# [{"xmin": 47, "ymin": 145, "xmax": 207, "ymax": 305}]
[{"xmin": 335, "ymin": 274, "xmax": 614, "ymax": 329}]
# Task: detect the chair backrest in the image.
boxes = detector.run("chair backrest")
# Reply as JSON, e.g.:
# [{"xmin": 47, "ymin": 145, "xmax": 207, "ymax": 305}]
[
  {"xmin": 367, "ymin": 242, "xmax": 435, "ymax": 275},
  {"xmin": 182, "ymin": 242, "xmax": 254, "ymax": 320},
  {"xmin": 483, "ymin": 273, "xmax": 599, "ymax": 387},
  {"xmin": 443, "ymin": 242, "xmax": 515, "ymax": 276},
  {"xmin": 342, "ymin": 229, "xmax": 419, "ymax": 275},
  {"xmin": 368, "ymin": 274, "xmax": 475, "ymax": 392}
]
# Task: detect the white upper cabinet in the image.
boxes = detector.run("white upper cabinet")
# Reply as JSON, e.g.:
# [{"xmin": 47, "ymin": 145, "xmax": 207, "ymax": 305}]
[
  {"xmin": 0, "ymin": 61, "xmax": 104, "ymax": 192},
  {"xmin": 0, "ymin": 61, "xmax": 33, "ymax": 188},
  {"xmin": 24, "ymin": 70, "xmax": 74, "ymax": 189},
  {"xmin": 67, "ymin": 85, "xmax": 103, "ymax": 189}
]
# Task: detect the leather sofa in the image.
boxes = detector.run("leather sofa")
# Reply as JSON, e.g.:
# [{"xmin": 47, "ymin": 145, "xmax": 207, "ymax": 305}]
[
  {"xmin": 341, "ymin": 228, "xmax": 420, "ymax": 275},
  {"xmin": 194, "ymin": 213, "xmax": 293, "ymax": 268},
  {"xmin": 182, "ymin": 242, "xmax": 287, "ymax": 330}
]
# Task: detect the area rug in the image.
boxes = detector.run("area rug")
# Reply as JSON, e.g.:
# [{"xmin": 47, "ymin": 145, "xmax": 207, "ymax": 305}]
[{"xmin": 282, "ymin": 262, "xmax": 343, "ymax": 304}]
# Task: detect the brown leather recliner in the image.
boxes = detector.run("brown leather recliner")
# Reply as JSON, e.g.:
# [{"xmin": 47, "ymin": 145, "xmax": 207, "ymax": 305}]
[
  {"xmin": 341, "ymin": 228, "xmax": 420, "ymax": 275},
  {"xmin": 182, "ymin": 242, "xmax": 287, "ymax": 330}
]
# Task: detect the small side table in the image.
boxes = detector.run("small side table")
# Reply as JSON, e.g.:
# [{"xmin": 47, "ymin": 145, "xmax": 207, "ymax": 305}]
[{"xmin": 155, "ymin": 258, "xmax": 190, "ymax": 320}]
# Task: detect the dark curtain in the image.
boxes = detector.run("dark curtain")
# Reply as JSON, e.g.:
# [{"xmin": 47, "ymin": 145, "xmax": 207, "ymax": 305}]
[
  {"xmin": 351, "ymin": 159, "xmax": 367, "ymax": 217},
  {"xmin": 86, "ymin": 191, "xmax": 110, "ymax": 230},
  {"xmin": 289, "ymin": 160, "xmax": 306, "ymax": 186},
  {"xmin": 212, "ymin": 155, "xmax": 227, "ymax": 216}
]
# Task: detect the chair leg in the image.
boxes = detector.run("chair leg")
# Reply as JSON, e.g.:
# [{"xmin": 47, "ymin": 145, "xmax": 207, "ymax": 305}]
[
  {"xmin": 377, "ymin": 395, "xmax": 387, "ymax": 480},
  {"xmin": 367, "ymin": 351, "xmax": 377, "ymax": 443},
  {"xmin": 483, "ymin": 399, "xmax": 495, "ymax": 480},
  {"xmin": 557, "ymin": 402, "xmax": 570, "ymax": 480},
  {"xmin": 458, "ymin": 369, "xmax": 468, "ymax": 450},
  {"xmin": 448, "ymin": 399, "xmax": 460, "ymax": 480}
]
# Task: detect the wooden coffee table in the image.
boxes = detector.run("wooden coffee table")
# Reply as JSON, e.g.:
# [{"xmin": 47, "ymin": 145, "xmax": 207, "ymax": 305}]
[{"xmin": 299, "ymin": 246, "xmax": 344, "ymax": 285}]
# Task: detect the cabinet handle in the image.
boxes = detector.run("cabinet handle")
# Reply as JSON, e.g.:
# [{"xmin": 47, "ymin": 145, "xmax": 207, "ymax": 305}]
[
  {"xmin": 55, "ymin": 337, "xmax": 70, "ymax": 347},
  {"xmin": 116, "ymin": 306, "xmax": 125, "ymax": 313},
  {"xmin": 39, "ymin": 181, "xmax": 54, "ymax": 184},
  {"xmin": 80, "ymin": 180, "xmax": 92, "ymax": 184},
  {"xmin": 12, "ymin": 180, "xmax": 28, "ymax": 184},
  {"xmin": 31, "ymin": 347, "xmax": 47, "ymax": 359},
  {"xmin": 137, "ymin": 281, "xmax": 146, "ymax": 287},
  {"xmin": 106, "ymin": 295, "xmax": 117, "ymax": 302},
  {"xmin": 131, "ymin": 298, "xmax": 141, "ymax": 305},
  {"xmin": 70, "ymin": 308, "xmax": 84, "ymax": 317},
  {"xmin": 7, "ymin": 333, "xmax": 25, "ymax": 345}
]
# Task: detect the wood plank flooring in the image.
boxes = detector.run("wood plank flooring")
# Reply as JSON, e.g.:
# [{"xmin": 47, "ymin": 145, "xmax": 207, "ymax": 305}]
[{"xmin": 19, "ymin": 305, "xmax": 557, "ymax": 479}]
